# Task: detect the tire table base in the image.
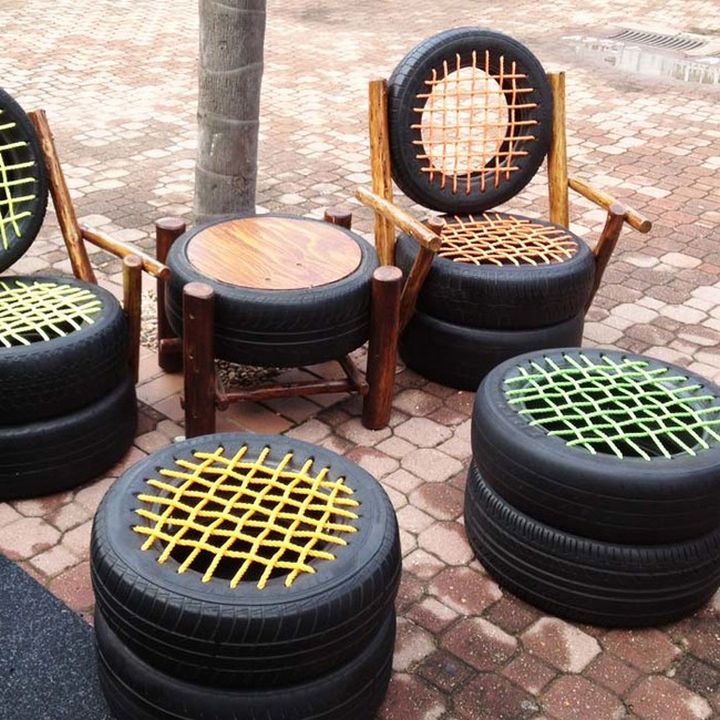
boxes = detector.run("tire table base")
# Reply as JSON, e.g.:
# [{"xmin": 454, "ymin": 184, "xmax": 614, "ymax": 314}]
[{"xmin": 161, "ymin": 212, "xmax": 398, "ymax": 435}]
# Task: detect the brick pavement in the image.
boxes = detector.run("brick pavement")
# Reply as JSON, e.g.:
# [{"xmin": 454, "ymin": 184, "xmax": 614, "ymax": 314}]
[{"xmin": 1, "ymin": 0, "xmax": 720, "ymax": 718}]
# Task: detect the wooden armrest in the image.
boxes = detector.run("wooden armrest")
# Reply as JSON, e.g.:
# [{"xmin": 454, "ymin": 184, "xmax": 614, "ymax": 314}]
[
  {"xmin": 568, "ymin": 177, "xmax": 652, "ymax": 233},
  {"xmin": 355, "ymin": 187, "xmax": 442, "ymax": 252},
  {"xmin": 81, "ymin": 226, "xmax": 170, "ymax": 279}
]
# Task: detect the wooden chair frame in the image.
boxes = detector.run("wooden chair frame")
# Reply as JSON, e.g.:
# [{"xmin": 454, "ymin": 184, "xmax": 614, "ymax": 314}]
[
  {"xmin": 153, "ymin": 211, "xmax": 403, "ymax": 438},
  {"xmin": 26, "ymin": 109, "xmax": 167, "ymax": 382},
  {"xmin": 357, "ymin": 72, "xmax": 652, "ymax": 326}
]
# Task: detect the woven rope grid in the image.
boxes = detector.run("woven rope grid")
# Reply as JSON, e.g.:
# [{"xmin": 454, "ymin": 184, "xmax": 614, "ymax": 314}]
[
  {"xmin": 0, "ymin": 109, "xmax": 38, "ymax": 251},
  {"xmin": 504, "ymin": 353, "xmax": 720, "ymax": 461},
  {"xmin": 133, "ymin": 445, "xmax": 360, "ymax": 590},
  {"xmin": 438, "ymin": 214, "xmax": 577, "ymax": 266},
  {"xmin": 412, "ymin": 50, "xmax": 538, "ymax": 194},
  {"xmin": 0, "ymin": 279, "xmax": 101, "ymax": 348}
]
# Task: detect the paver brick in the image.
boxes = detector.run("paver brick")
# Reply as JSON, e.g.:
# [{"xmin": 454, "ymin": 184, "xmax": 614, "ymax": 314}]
[
  {"xmin": 429, "ymin": 566, "xmax": 502, "ymax": 615},
  {"xmin": 3, "ymin": 2, "xmax": 720, "ymax": 718},
  {"xmin": 417, "ymin": 649, "xmax": 474, "ymax": 693},
  {"xmin": 603, "ymin": 629, "xmax": 681, "ymax": 673},
  {"xmin": 418, "ymin": 522, "xmax": 473, "ymax": 566},
  {"xmin": 522, "ymin": 618, "xmax": 601, "ymax": 673},
  {"xmin": 401, "ymin": 449, "xmax": 464, "ymax": 483},
  {"xmin": 627, "ymin": 676, "xmax": 712, "ymax": 720},
  {"xmin": 441, "ymin": 617, "xmax": 518, "ymax": 672},
  {"xmin": 0, "ymin": 517, "xmax": 61, "ymax": 561},
  {"xmin": 393, "ymin": 618, "xmax": 436, "ymax": 672},
  {"xmin": 454, "ymin": 674, "xmax": 538, "ymax": 720},
  {"xmin": 407, "ymin": 597, "xmax": 459, "ymax": 635},
  {"xmin": 502, "ymin": 652, "xmax": 558, "ymax": 695},
  {"xmin": 541, "ymin": 676, "xmax": 626, "ymax": 720}
]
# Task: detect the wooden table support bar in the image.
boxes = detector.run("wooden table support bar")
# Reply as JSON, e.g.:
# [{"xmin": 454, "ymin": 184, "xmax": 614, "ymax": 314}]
[
  {"xmin": 362, "ymin": 266, "xmax": 403, "ymax": 430},
  {"xmin": 220, "ymin": 378, "xmax": 360, "ymax": 406}
]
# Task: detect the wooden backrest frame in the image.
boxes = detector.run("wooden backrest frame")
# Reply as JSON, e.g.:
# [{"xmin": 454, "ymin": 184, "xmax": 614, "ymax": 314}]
[{"xmin": 24, "ymin": 109, "xmax": 167, "ymax": 382}]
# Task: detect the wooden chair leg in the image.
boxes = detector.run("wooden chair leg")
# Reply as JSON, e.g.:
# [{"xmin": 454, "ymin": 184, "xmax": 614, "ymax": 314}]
[
  {"xmin": 362, "ymin": 266, "xmax": 403, "ymax": 430},
  {"xmin": 399, "ymin": 245, "xmax": 436, "ymax": 331},
  {"xmin": 122, "ymin": 255, "xmax": 142, "ymax": 383},
  {"xmin": 183, "ymin": 282, "xmax": 216, "ymax": 438},
  {"xmin": 156, "ymin": 217, "xmax": 186, "ymax": 372},
  {"xmin": 586, "ymin": 202, "xmax": 626, "ymax": 312}
]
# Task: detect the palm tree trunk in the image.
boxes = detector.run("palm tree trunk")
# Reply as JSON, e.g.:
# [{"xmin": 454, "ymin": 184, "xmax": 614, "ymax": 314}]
[{"xmin": 195, "ymin": 0, "xmax": 267, "ymax": 222}]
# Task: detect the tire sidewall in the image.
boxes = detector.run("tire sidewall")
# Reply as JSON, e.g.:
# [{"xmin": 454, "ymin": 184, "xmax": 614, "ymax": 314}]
[
  {"xmin": 166, "ymin": 213, "xmax": 378, "ymax": 328},
  {"xmin": 388, "ymin": 28, "xmax": 553, "ymax": 214},
  {"xmin": 0, "ymin": 88, "xmax": 49, "ymax": 272},
  {"xmin": 395, "ymin": 217, "xmax": 595, "ymax": 329}
]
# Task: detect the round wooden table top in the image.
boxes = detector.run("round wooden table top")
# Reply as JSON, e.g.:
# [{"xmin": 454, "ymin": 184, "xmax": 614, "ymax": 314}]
[{"xmin": 186, "ymin": 215, "xmax": 364, "ymax": 290}]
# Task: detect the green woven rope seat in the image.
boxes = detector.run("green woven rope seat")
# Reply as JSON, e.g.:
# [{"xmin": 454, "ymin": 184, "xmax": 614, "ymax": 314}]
[{"xmin": 504, "ymin": 350, "xmax": 720, "ymax": 461}]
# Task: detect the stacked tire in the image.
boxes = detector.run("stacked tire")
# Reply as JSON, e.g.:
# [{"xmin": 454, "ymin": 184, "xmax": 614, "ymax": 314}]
[
  {"xmin": 465, "ymin": 348, "xmax": 720, "ymax": 626},
  {"xmin": 0, "ymin": 276, "xmax": 137, "ymax": 500},
  {"xmin": 396, "ymin": 224, "xmax": 593, "ymax": 391},
  {"xmin": 91, "ymin": 433, "xmax": 400, "ymax": 720}
]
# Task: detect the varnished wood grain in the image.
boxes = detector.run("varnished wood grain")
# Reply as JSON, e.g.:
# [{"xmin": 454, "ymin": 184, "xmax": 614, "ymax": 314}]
[
  {"xmin": 547, "ymin": 72, "xmax": 569, "ymax": 229},
  {"xmin": 183, "ymin": 282, "xmax": 216, "ymax": 438},
  {"xmin": 122, "ymin": 254, "xmax": 142, "ymax": 383},
  {"xmin": 369, "ymin": 79, "xmax": 395, "ymax": 265},
  {"xmin": 363, "ymin": 266, "xmax": 403, "ymax": 429},
  {"xmin": 156, "ymin": 218, "xmax": 185, "ymax": 372},
  {"xmin": 29, "ymin": 110, "xmax": 96, "ymax": 283},
  {"xmin": 187, "ymin": 216, "xmax": 363, "ymax": 290}
]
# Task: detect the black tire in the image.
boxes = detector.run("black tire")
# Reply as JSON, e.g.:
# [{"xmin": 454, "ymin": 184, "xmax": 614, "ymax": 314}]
[
  {"xmin": 400, "ymin": 310, "xmax": 584, "ymax": 391},
  {"xmin": 91, "ymin": 432, "xmax": 401, "ymax": 689},
  {"xmin": 472, "ymin": 348, "xmax": 720, "ymax": 544},
  {"xmin": 165, "ymin": 214, "xmax": 379, "ymax": 367},
  {"xmin": 0, "ymin": 87, "xmax": 49, "ymax": 272},
  {"xmin": 0, "ymin": 276, "xmax": 129, "ymax": 424},
  {"xmin": 388, "ymin": 28, "xmax": 552, "ymax": 214},
  {"xmin": 464, "ymin": 464, "xmax": 720, "ymax": 627},
  {"xmin": 395, "ymin": 219, "xmax": 595, "ymax": 329},
  {"xmin": 95, "ymin": 607, "xmax": 394, "ymax": 720},
  {"xmin": 0, "ymin": 374, "xmax": 137, "ymax": 501}
]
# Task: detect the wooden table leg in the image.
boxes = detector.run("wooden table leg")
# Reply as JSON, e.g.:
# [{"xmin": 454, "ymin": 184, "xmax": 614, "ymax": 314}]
[
  {"xmin": 324, "ymin": 208, "xmax": 353, "ymax": 229},
  {"xmin": 183, "ymin": 282, "xmax": 216, "ymax": 438},
  {"xmin": 156, "ymin": 217, "xmax": 186, "ymax": 372},
  {"xmin": 362, "ymin": 266, "xmax": 403, "ymax": 430}
]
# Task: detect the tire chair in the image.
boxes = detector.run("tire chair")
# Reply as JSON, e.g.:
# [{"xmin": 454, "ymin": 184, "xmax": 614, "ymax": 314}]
[
  {"xmin": 0, "ymin": 87, "xmax": 160, "ymax": 499},
  {"xmin": 356, "ymin": 27, "xmax": 653, "ymax": 390}
]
